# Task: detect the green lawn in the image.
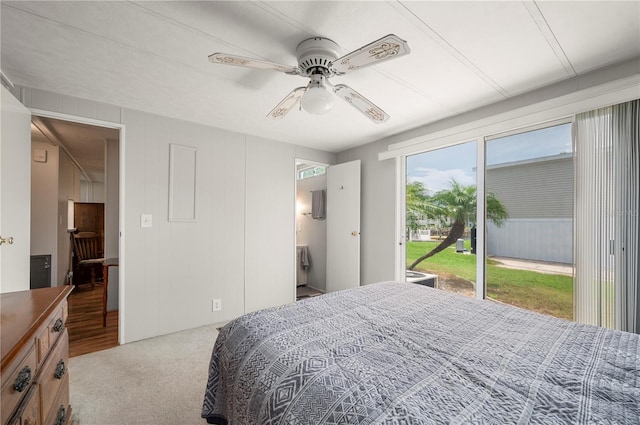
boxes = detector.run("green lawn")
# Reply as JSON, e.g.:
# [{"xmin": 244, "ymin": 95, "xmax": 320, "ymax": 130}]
[{"xmin": 407, "ymin": 241, "xmax": 573, "ymax": 320}]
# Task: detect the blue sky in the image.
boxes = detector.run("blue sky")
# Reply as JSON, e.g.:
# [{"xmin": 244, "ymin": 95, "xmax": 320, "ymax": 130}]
[{"xmin": 407, "ymin": 123, "xmax": 572, "ymax": 193}]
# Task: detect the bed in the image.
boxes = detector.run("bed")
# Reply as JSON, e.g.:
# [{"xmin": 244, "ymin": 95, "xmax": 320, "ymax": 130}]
[{"xmin": 202, "ymin": 281, "xmax": 640, "ymax": 424}]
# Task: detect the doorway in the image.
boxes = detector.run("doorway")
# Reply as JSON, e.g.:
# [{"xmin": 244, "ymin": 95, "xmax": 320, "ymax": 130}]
[
  {"xmin": 295, "ymin": 160, "xmax": 327, "ymax": 300},
  {"xmin": 30, "ymin": 115, "xmax": 121, "ymax": 356},
  {"xmin": 294, "ymin": 159, "xmax": 362, "ymax": 300}
]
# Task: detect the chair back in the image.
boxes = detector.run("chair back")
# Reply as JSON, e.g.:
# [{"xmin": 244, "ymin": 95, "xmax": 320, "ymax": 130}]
[{"xmin": 73, "ymin": 232, "xmax": 103, "ymax": 261}]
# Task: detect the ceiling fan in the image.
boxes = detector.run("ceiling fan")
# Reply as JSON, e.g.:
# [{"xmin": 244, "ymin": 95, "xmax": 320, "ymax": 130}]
[{"xmin": 209, "ymin": 34, "xmax": 410, "ymax": 123}]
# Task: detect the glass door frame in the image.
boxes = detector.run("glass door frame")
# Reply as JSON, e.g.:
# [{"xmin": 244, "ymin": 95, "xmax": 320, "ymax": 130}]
[
  {"xmin": 395, "ymin": 118, "xmax": 574, "ymax": 301},
  {"xmin": 395, "ymin": 139, "xmax": 486, "ymax": 300}
]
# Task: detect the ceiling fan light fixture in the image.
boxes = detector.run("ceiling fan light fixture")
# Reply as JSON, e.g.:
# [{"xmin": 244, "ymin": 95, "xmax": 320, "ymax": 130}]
[
  {"xmin": 209, "ymin": 34, "xmax": 410, "ymax": 121},
  {"xmin": 301, "ymin": 76, "xmax": 333, "ymax": 115},
  {"xmin": 301, "ymin": 85, "xmax": 333, "ymax": 115}
]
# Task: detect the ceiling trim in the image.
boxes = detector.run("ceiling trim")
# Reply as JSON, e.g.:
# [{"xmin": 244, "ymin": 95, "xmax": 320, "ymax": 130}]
[
  {"xmin": 390, "ymin": 1, "xmax": 509, "ymax": 98},
  {"xmin": 28, "ymin": 107, "xmax": 123, "ymax": 129},
  {"xmin": 379, "ymin": 72, "xmax": 640, "ymax": 160},
  {"xmin": 0, "ymin": 69, "xmax": 15, "ymax": 88},
  {"xmin": 522, "ymin": 1, "xmax": 576, "ymax": 76}
]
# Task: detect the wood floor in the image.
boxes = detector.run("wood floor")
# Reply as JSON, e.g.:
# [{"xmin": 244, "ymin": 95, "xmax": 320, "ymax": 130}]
[{"xmin": 67, "ymin": 284, "xmax": 118, "ymax": 358}]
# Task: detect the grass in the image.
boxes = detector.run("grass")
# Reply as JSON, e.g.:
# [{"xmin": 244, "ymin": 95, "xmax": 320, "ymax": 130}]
[{"xmin": 407, "ymin": 241, "xmax": 573, "ymax": 320}]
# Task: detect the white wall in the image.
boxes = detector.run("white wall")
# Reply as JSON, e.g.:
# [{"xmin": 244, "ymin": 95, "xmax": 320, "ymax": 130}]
[
  {"xmin": 18, "ymin": 86, "xmax": 333, "ymax": 343},
  {"xmin": 296, "ymin": 174, "xmax": 327, "ymax": 292},
  {"xmin": 57, "ymin": 151, "xmax": 81, "ymax": 286},
  {"xmin": 245, "ymin": 136, "xmax": 296, "ymax": 313},
  {"xmin": 30, "ymin": 139, "xmax": 87, "ymax": 287},
  {"xmin": 31, "ymin": 141, "xmax": 59, "ymax": 285},
  {"xmin": 336, "ymin": 139, "xmax": 397, "ymax": 285},
  {"xmin": 121, "ymin": 108, "xmax": 250, "ymax": 341},
  {"xmin": 80, "ymin": 181, "xmax": 105, "ymax": 203},
  {"xmin": 105, "ymin": 138, "xmax": 119, "ymax": 310}
]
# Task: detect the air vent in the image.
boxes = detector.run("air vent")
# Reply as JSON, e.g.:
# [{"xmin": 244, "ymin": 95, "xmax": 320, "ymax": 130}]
[{"xmin": 299, "ymin": 58, "xmax": 332, "ymax": 74}]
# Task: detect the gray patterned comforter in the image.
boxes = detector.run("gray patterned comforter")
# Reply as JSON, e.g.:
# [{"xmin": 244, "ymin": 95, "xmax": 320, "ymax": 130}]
[{"xmin": 202, "ymin": 282, "xmax": 640, "ymax": 424}]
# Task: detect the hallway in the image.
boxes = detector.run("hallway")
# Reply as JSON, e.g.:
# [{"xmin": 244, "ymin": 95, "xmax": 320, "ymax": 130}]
[{"xmin": 67, "ymin": 284, "xmax": 118, "ymax": 357}]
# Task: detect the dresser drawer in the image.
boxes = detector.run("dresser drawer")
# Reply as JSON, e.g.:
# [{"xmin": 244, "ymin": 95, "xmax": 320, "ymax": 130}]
[
  {"xmin": 1, "ymin": 346, "xmax": 37, "ymax": 425},
  {"xmin": 38, "ymin": 330, "xmax": 68, "ymax": 425},
  {"xmin": 45, "ymin": 374, "xmax": 70, "ymax": 425},
  {"xmin": 2, "ymin": 287, "xmax": 73, "ymax": 425},
  {"xmin": 6, "ymin": 382, "xmax": 40, "ymax": 425},
  {"xmin": 36, "ymin": 302, "xmax": 67, "ymax": 368}
]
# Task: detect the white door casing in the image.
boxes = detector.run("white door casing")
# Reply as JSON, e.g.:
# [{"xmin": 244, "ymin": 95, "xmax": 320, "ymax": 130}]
[
  {"xmin": 326, "ymin": 160, "xmax": 361, "ymax": 293},
  {"xmin": 1, "ymin": 86, "xmax": 32, "ymax": 293}
]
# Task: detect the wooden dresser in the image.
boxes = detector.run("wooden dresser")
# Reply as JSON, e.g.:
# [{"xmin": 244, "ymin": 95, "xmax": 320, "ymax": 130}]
[{"xmin": 1, "ymin": 286, "xmax": 73, "ymax": 425}]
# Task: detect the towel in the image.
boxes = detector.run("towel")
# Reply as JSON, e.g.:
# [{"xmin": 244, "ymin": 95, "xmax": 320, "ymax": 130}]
[
  {"xmin": 311, "ymin": 190, "xmax": 325, "ymax": 219},
  {"xmin": 299, "ymin": 246, "xmax": 310, "ymax": 270}
]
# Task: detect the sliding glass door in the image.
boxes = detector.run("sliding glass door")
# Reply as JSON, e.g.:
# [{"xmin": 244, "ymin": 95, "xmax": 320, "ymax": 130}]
[
  {"xmin": 485, "ymin": 123, "xmax": 574, "ymax": 320},
  {"xmin": 405, "ymin": 141, "xmax": 477, "ymax": 298}
]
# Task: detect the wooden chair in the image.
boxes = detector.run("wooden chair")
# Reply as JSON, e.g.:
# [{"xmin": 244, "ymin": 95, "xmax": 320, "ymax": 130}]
[{"xmin": 72, "ymin": 232, "xmax": 105, "ymax": 287}]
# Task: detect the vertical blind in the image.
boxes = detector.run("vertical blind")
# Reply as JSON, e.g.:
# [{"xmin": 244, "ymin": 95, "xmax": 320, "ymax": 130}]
[
  {"xmin": 612, "ymin": 100, "xmax": 639, "ymax": 333},
  {"xmin": 573, "ymin": 99, "xmax": 639, "ymax": 333}
]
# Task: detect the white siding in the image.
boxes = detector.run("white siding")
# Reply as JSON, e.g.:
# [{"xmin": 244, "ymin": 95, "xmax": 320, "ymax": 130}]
[
  {"xmin": 486, "ymin": 155, "xmax": 573, "ymax": 219},
  {"xmin": 486, "ymin": 156, "xmax": 573, "ymax": 263},
  {"xmin": 487, "ymin": 219, "xmax": 572, "ymax": 263}
]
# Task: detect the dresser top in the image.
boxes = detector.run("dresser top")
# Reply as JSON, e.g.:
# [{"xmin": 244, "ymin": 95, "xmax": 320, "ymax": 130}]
[{"xmin": 1, "ymin": 285, "xmax": 73, "ymax": 371}]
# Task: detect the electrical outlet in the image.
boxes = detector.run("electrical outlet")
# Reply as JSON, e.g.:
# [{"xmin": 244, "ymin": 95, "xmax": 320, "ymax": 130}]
[{"xmin": 212, "ymin": 299, "xmax": 222, "ymax": 312}]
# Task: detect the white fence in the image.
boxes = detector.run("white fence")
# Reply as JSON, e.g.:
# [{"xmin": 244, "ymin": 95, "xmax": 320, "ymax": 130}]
[
  {"xmin": 409, "ymin": 229, "xmax": 432, "ymax": 241},
  {"xmin": 487, "ymin": 218, "xmax": 572, "ymax": 264}
]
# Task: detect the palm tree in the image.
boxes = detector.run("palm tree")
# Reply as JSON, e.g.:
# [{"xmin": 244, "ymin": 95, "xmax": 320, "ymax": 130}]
[{"xmin": 408, "ymin": 179, "xmax": 507, "ymax": 270}]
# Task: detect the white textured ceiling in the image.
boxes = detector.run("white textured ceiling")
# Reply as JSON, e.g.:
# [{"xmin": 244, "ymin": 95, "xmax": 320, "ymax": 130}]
[{"xmin": 2, "ymin": 1, "xmax": 639, "ymax": 155}]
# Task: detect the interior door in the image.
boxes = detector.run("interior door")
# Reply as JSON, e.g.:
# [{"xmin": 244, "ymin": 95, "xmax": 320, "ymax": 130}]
[
  {"xmin": 326, "ymin": 160, "xmax": 361, "ymax": 293},
  {"xmin": 1, "ymin": 86, "xmax": 32, "ymax": 293}
]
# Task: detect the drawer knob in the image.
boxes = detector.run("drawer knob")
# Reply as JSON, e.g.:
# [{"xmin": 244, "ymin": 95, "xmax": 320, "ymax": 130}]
[
  {"xmin": 54, "ymin": 359, "xmax": 66, "ymax": 379},
  {"xmin": 53, "ymin": 318, "xmax": 64, "ymax": 332},
  {"xmin": 54, "ymin": 405, "xmax": 66, "ymax": 425},
  {"xmin": 13, "ymin": 365, "xmax": 32, "ymax": 392}
]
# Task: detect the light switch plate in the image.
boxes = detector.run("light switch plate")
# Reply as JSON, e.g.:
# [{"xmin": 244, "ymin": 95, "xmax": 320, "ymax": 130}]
[{"xmin": 141, "ymin": 214, "xmax": 152, "ymax": 228}]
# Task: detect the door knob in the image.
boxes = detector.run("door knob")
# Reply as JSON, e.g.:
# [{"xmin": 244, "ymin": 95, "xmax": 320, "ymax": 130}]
[{"xmin": 0, "ymin": 236, "xmax": 14, "ymax": 245}]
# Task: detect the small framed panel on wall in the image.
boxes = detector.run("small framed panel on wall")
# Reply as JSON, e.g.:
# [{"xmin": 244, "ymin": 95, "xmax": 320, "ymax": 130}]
[{"xmin": 169, "ymin": 143, "xmax": 197, "ymax": 222}]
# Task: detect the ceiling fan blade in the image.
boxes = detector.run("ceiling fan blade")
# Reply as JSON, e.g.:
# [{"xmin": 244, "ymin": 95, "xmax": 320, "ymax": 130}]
[
  {"xmin": 209, "ymin": 53, "xmax": 299, "ymax": 75},
  {"xmin": 334, "ymin": 84, "xmax": 390, "ymax": 123},
  {"xmin": 267, "ymin": 87, "xmax": 307, "ymax": 119},
  {"xmin": 331, "ymin": 34, "xmax": 410, "ymax": 74}
]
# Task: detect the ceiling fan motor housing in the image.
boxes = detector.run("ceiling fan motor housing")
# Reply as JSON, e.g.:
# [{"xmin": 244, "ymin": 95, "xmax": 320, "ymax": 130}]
[{"xmin": 296, "ymin": 37, "xmax": 341, "ymax": 76}]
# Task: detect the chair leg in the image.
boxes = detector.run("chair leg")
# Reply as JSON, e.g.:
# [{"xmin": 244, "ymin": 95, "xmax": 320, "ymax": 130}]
[{"xmin": 90, "ymin": 267, "xmax": 96, "ymax": 288}]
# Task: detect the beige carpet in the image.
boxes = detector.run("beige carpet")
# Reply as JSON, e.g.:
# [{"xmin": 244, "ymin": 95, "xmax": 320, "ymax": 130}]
[{"xmin": 69, "ymin": 324, "xmax": 219, "ymax": 425}]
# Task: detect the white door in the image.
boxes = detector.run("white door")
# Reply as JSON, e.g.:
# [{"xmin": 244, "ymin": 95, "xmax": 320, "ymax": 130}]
[
  {"xmin": 1, "ymin": 86, "xmax": 32, "ymax": 293},
  {"xmin": 326, "ymin": 160, "xmax": 361, "ymax": 293}
]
